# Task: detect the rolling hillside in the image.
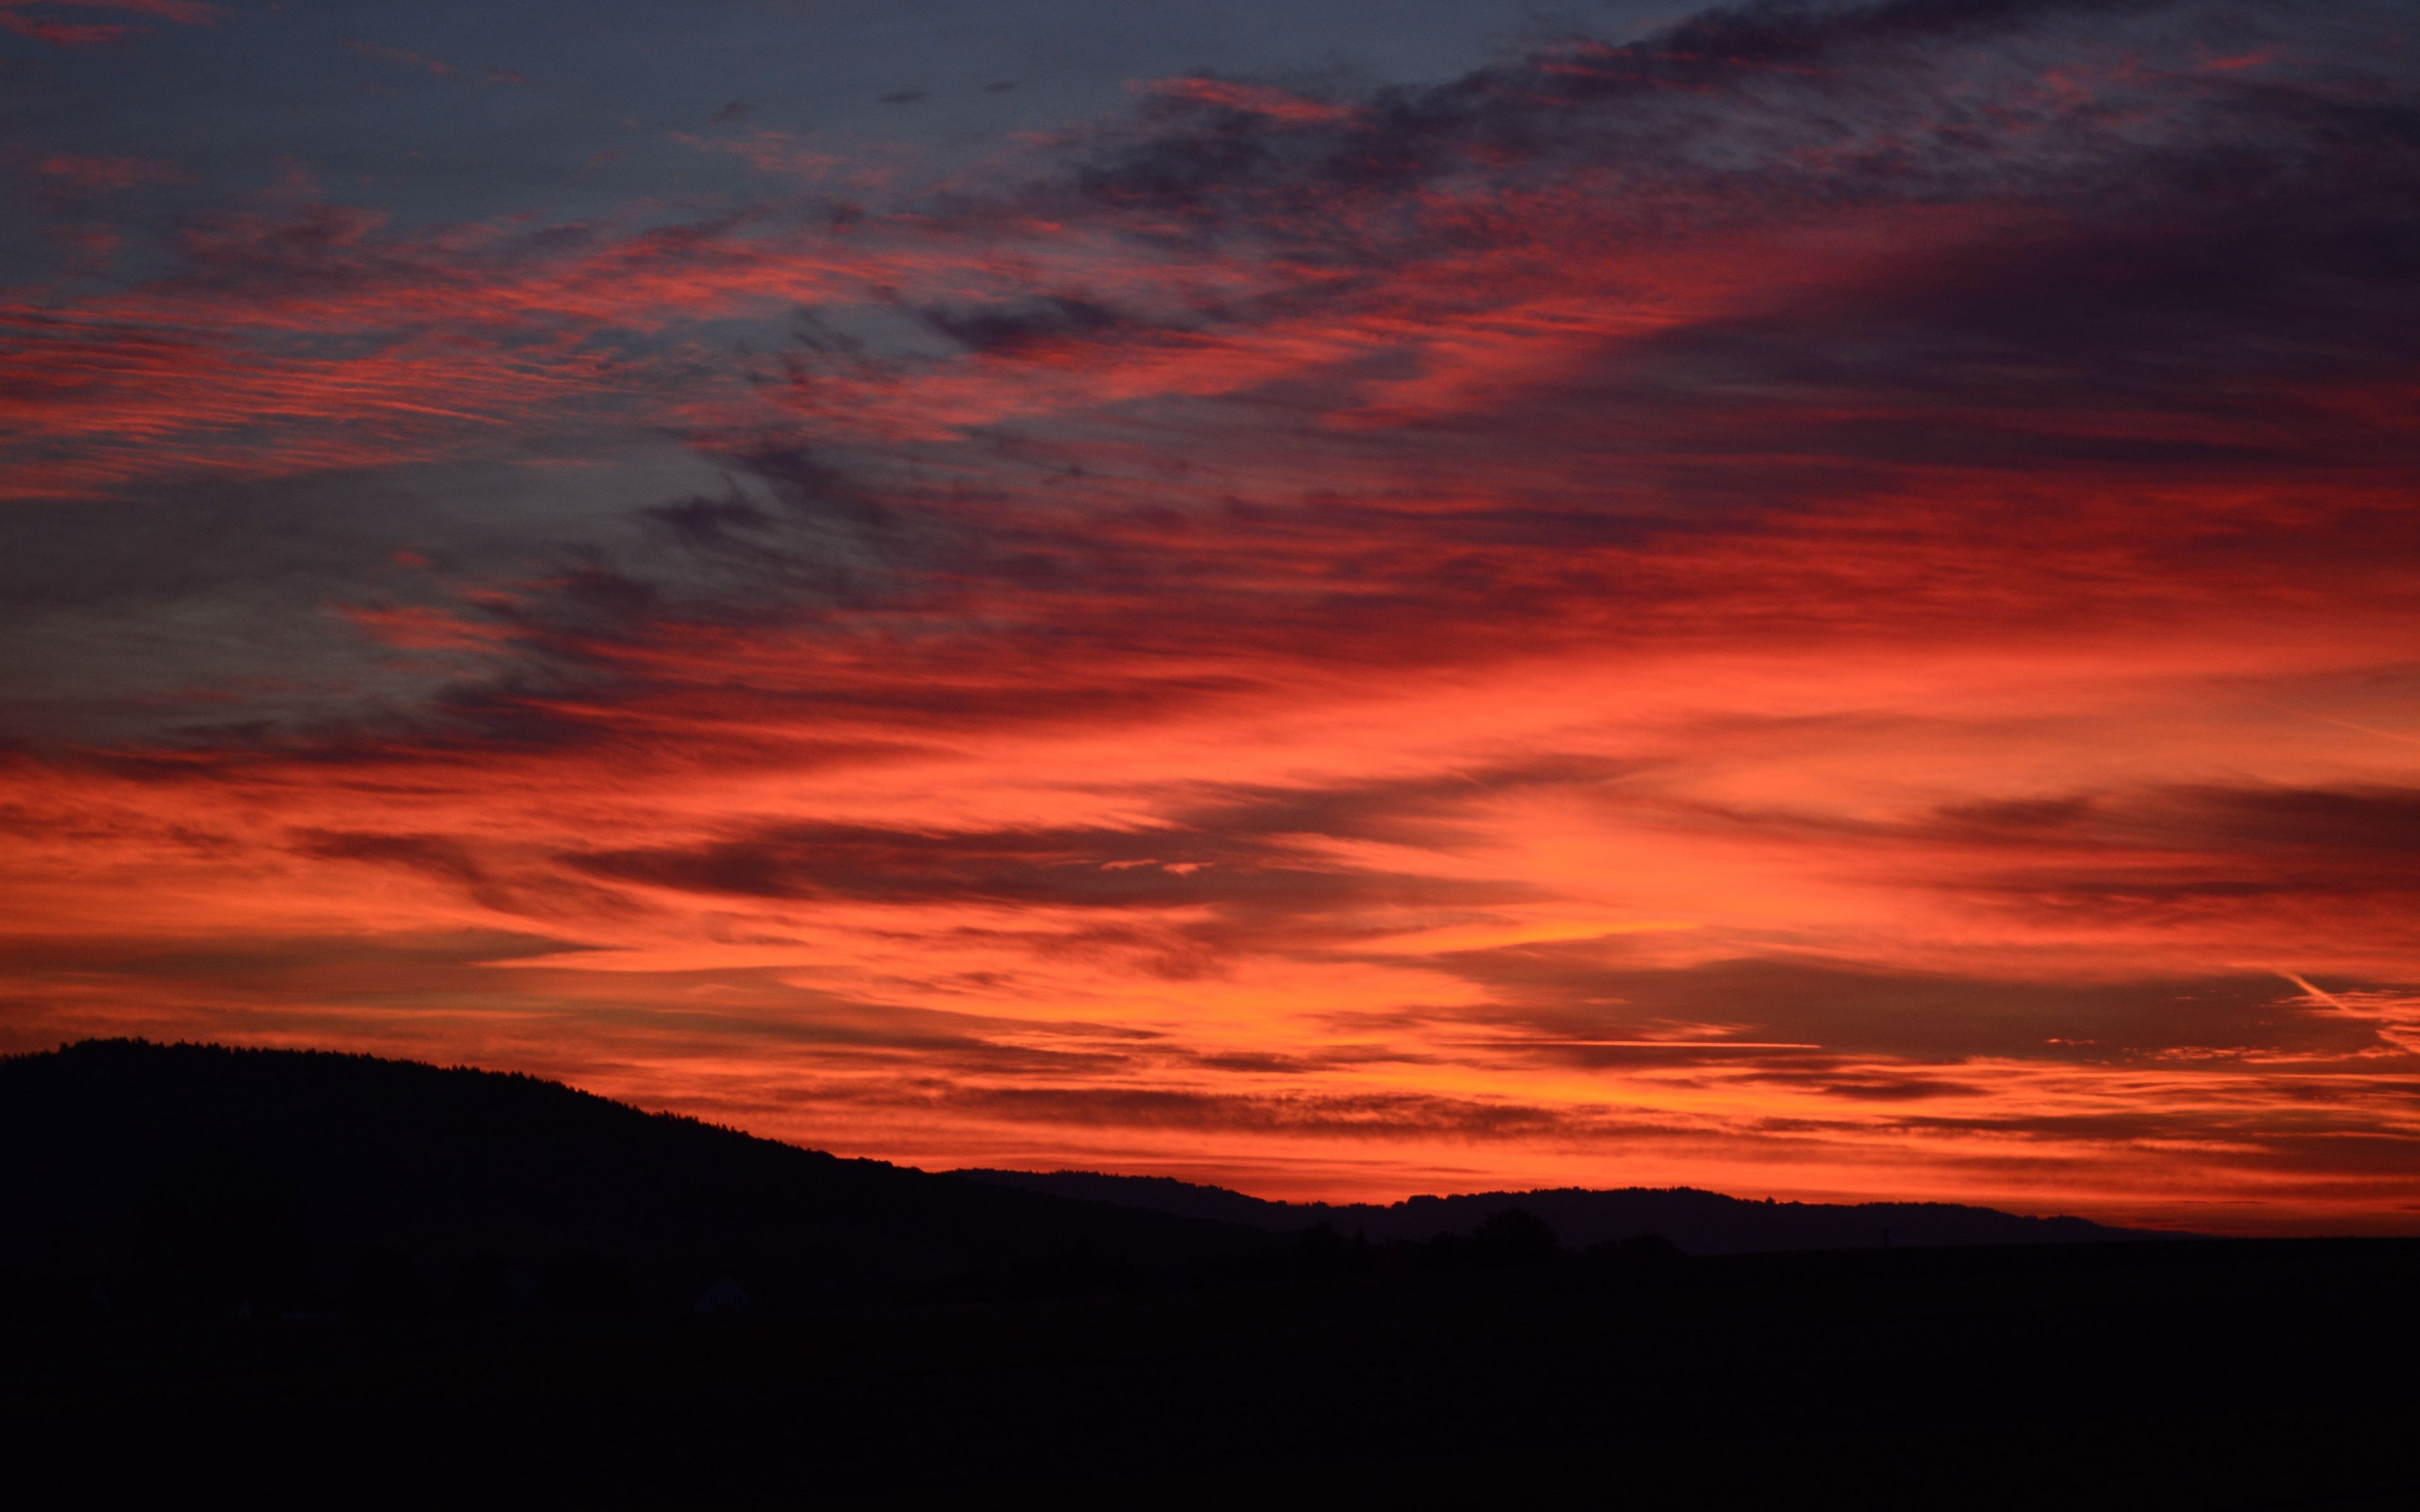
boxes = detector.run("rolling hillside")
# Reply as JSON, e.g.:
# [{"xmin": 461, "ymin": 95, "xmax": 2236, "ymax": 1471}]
[
  {"xmin": 0, "ymin": 1040, "xmax": 1261, "ymax": 1312},
  {"xmin": 952, "ymin": 1169, "xmax": 2175, "ymax": 1253}
]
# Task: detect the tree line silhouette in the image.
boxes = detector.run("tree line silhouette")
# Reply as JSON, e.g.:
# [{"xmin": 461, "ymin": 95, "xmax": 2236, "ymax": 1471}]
[
  {"xmin": 101, "ymin": 1166, "xmax": 1689, "ymax": 1324},
  {"xmin": 6, "ymin": 1039, "xmax": 2417, "ymax": 1508}
]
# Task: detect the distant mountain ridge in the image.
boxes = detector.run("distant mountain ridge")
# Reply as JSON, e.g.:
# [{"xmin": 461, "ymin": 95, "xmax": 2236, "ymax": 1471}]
[
  {"xmin": 0, "ymin": 1039, "xmax": 2175, "ymax": 1326},
  {"xmin": 0, "ymin": 1040, "xmax": 1264, "ymax": 1312},
  {"xmin": 950, "ymin": 1169, "xmax": 2176, "ymax": 1254}
]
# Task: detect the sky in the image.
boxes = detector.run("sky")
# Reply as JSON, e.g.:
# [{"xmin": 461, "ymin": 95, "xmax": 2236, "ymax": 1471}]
[{"xmin": 3, "ymin": 0, "xmax": 2416, "ymax": 1232}]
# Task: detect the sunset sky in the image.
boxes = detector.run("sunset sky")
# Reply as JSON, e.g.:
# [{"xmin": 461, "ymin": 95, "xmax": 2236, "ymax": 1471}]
[{"xmin": 4, "ymin": 0, "xmax": 2416, "ymax": 1232}]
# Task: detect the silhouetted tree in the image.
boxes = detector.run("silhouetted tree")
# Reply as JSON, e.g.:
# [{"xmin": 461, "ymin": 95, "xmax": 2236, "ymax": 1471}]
[
  {"xmin": 1469, "ymin": 1207, "xmax": 1561, "ymax": 1269},
  {"xmin": 1580, "ymin": 1231, "xmax": 1686, "ymax": 1280},
  {"xmin": 1293, "ymin": 1222, "xmax": 1347, "ymax": 1279},
  {"xmin": 1616, "ymin": 1232, "xmax": 1682, "ymax": 1267}
]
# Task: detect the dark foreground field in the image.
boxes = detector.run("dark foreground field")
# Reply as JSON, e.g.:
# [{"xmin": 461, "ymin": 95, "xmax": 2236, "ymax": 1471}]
[
  {"xmin": 8, "ymin": 1237, "xmax": 2416, "ymax": 1508},
  {"xmin": 4, "ymin": 1044, "xmax": 2410, "ymax": 1505}
]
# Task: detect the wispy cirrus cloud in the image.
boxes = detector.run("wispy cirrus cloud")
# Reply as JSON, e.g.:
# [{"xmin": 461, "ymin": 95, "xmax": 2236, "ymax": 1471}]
[
  {"xmin": 0, "ymin": 0, "xmax": 209, "ymax": 46},
  {"xmin": 342, "ymin": 40, "xmax": 453, "ymax": 76}
]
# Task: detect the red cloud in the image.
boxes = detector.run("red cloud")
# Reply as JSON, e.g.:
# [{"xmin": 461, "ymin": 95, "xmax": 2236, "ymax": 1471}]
[
  {"xmin": 3, "ymin": 1, "xmax": 2416, "ymax": 1227},
  {"xmin": 1141, "ymin": 76, "xmax": 1354, "ymax": 125},
  {"xmin": 33, "ymin": 152, "xmax": 182, "ymax": 189},
  {"xmin": 343, "ymin": 40, "xmax": 454, "ymax": 76},
  {"xmin": 0, "ymin": 0, "xmax": 211, "ymax": 45}
]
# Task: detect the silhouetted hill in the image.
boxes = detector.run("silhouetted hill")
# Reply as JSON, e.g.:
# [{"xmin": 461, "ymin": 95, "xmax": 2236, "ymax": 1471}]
[
  {"xmin": 7, "ymin": 1043, "xmax": 2416, "ymax": 1505},
  {"xmin": 951, "ymin": 1169, "xmax": 2174, "ymax": 1254},
  {"xmin": 0, "ymin": 1040, "xmax": 1264, "ymax": 1314}
]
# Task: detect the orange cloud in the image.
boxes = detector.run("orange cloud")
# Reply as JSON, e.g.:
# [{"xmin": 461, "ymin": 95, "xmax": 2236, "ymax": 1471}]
[{"xmin": 4, "ymin": 0, "xmax": 2416, "ymax": 1232}]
